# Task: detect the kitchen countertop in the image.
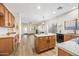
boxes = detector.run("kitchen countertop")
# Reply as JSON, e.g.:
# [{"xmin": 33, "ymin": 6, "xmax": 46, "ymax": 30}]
[
  {"xmin": 34, "ymin": 33, "xmax": 56, "ymax": 37},
  {"xmin": 57, "ymin": 38, "xmax": 79, "ymax": 56},
  {"xmin": 0, "ymin": 33, "xmax": 18, "ymax": 38}
]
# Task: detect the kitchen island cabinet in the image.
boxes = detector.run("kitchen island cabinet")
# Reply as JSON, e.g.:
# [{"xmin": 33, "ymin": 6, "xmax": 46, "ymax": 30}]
[{"xmin": 34, "ymin": 33, "xmax": 56, "ymax": 53}]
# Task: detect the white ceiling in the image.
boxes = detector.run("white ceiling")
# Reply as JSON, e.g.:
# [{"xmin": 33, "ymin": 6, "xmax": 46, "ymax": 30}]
[{"xmin": 4, "ymin": 3, "xmax": 77, "ymax": 24}]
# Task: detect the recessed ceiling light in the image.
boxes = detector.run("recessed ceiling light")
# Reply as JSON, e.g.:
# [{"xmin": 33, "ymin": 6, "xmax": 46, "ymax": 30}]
[
  {"xmin": 53, "ymin": 11, "xmax": 56, "ymax": 14},
  {"xmin": 37, "ymin": 6, "xmax": 40, "ymax": 10}
]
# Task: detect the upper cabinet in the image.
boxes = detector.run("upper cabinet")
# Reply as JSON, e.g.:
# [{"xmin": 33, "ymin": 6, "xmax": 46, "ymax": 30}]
[
  {"xmin": 5, "ymin": 8, "xmax": 9, "ymax": 27},
  {"xmin": 11, "ymin": 15, "xmax": 15, "ymax": 27},
  {"xmin": 0, "ymin": 3, "xmax": 15, "ymax": 28},
  {"xmin": 0, "ymin": 4, "xmax": 4, "ymax": 16}
]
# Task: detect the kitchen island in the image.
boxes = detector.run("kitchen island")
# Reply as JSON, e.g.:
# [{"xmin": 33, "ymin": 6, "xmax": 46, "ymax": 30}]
[
  {"xmin": 34, "ymin": 33, "xmax": 56, "ymax": 53},
  {"xmin": 57, "ymin": 37, "xmax": 79, "ymax": 56}
]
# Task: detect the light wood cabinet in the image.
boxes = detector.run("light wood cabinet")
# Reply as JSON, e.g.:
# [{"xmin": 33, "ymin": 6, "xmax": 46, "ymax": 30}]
[
  {"xmin": 0, "ymin": 4, "xmax": 4, "ymax": 16},
  {"xmin": 11, "ymin": 15, "xmax": 15, "ymax": 27},
  {"xmin": 35, "ymin": 37, "xmax": 48, "ymax": 53},
  {"xmin": 35, "ymin": 36, "xmax": 56, "ymax": 53},
  {"xmin": 58, "ymin": 48, "xmax": 72, "ymax": 56},
  {"xmin": 48, "ymin": 36, "xmax": 56, "ymax": 49},
  {"xmin": 5, "ymin": 8, "xmax": 9, "ymax": 26},
  {"xmin": 0, "ymin": 3, "xmax": 15, "ymax": 28},
  {"xmin": 8, "ymin": 12, "xmax": 12, "ymax": 27},
  {"xmin": 13, "ymin": 34, "xmax": 19, "ymax": 50},
  {"xmin": 0, "ymin": 37, "xmax": 13, "ymax": 55},
  {"xmin": 0, "ymin": 35, "xmax": 19, "ymax": 56},
  {"xmin": 64, "ymin": 34, "xmax": 75, "ymax": 42},
  {"xmin": 0, "ymin": 16, "xmax": 4, "ymax": 27}
]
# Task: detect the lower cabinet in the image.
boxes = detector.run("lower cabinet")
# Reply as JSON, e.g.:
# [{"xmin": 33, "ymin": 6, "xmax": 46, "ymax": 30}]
[
  {"xmin": 35, "ymin": 36, "xmax": 56, "ymax": 53},
  {"xmin": 0, "ymin": 37, "xmax": 13, "ymax": 55},
  {"xmin": 48, "ymin": 36, "xmax": 55, "ymax": 49},
  {"xmin": 35, "ymin": 37, "xmax": 48, "ymax": 53},
  {"xmin": 13, "ymin": 34, "xmax": 19, "ymax": 50},
  {"xmin": 64, "ymin": 34, "xmax": 75, "ymax": 42},
  {"xmin": 58, "ymin": 48, "xmax": 72, "ymax": 56},
  {"xmin": 0, "ymin": 35, "xmax": 19, "ymax": 56}
]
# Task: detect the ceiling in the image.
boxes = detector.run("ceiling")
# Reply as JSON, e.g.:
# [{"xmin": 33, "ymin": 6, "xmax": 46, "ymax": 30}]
[{"xmin": 4, "ymin": 3, "xmax": 78, "ymax": 24}]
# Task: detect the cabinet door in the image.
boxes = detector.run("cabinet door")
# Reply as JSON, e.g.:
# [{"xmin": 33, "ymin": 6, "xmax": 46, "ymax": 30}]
[
  {"xmin": 0, "ymin": 38, "xmax": 13, "ymax": 55},
  {"xmin": 64, "ymin": 34, "xmax": 74, "ymax": 42},
  {"xmin": 8, "ymin": 12, "xmax": 12, "ymax": 27},
  {"xmin": 0, "ymin": 4, "xmax": 4, "ymax": 16},
  {"xmin": 11, "ymin": 15, "xmax": 15, "ymax": 27},
  {"xmin": 0, "ymin": 38, "xmax": 10, "ymax": 55},
  {"xmin": 0, "ymin": 16, "xmax": 4, "ymax": 27},
  {"xmin": 48, "ymin": 36, "xmax": 55, "ymax": 49},
  {"xmin": 5, "ymin": 8, "xmax": 9, "ymax": 26},
  {"xmin": 36, "ymin": 37, "xmax": 48, "ymax": 53},
  {"xmin": 13, "ymin": 16, "xmax": 15, "ymax": 27}
]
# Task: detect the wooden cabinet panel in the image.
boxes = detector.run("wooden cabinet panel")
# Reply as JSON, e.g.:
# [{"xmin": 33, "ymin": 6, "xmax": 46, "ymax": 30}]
[
  {"xmin": 48, "ymin": 36, "xmax": 55, "ymax": 49},
  {"xmin": 4, "ymin": 8, "xmax": 9, "ymax": 26},
  {"xmin": 64, "ymin": 34, "xmax": 75, "ymax": 42},
  {"xmin": 36, "ymin": 37, "xmax": 48, "ymax": 53},
  {"xmin": 0, "ymin": 16, "xmax": 5, "ymax": 26},
  {"xmin": 58, "ymin": 48, "xmax": 72, "ymax": 56},
  {"xmin": 11, "ymin": 15, "xmax": 15, "ymax": 27},
  {"xmin": 0, "ymin": 4, "xmax": 4, "ymax": 16},
  {"xmin": 13, "ymin": 35, "xmax": 19, "ymax": 50},
  {"xmin": 0, "ymin": 38, "xmax": 13, "ymax": 55},
  {"xmin": 0, "ymin": 3, "xmax": 15, "ymax": 28},
  {"xmin": 8, "ymin": 12, "xmax": 12, "ymax": 26},
  {"xmin": 0, "ymin": 36, "xmax": 18, "ymax": 56},
  {"xmin": 8, "ymin": 37, "xmax": 14, "ymax": 54},
  {"xmin": 35, "ymin": 35, "xmax": 56, "ymax": 53}
]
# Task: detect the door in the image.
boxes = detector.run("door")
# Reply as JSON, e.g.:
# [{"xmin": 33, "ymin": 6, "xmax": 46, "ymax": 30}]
[
  {"xmin": 36, "ymin": 37, "xmax": 48, "ymax": 53},
  {"xmin": 48, "ymin": 36, "xmax": 55, "ymax": 49}
]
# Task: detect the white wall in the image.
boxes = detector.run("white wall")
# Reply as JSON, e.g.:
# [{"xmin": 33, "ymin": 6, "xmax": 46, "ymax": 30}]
[
  {"xmin": 45, "ymin": 9, "xmax": 78, "ymax": 34},
  {"xmin": 57, "ymin": 9, "xmax": 78, "ymax": 34}
]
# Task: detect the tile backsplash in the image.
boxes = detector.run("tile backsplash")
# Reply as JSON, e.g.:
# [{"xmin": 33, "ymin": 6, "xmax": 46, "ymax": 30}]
[{"xmin": 0, "ymin": 27, "xmax": 8, "ymax": 35}]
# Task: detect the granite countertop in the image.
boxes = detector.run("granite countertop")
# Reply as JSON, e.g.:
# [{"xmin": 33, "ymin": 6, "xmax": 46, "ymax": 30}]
[
  {"xmin": 0, "ymin": 33, "xmax": 18, "ymax": 38},
  {"xmin": 34, "ymin": 33, "xmax": 56, "ymax": 37},
  {"xmin": 57, "ymin": 38, "xmax": 79, "ymax": 56}
]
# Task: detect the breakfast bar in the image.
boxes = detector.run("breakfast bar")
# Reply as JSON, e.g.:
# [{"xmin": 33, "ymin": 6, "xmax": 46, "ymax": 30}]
[{"xmin": 34, "ymin": 33, "xmax": 56, "ymax": 53}]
